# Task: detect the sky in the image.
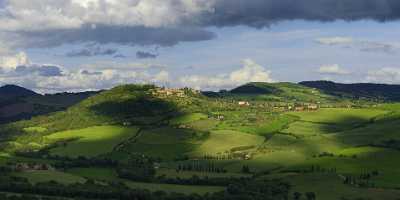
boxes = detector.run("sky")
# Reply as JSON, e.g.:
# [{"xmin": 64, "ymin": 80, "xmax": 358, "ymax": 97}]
[{"xmin": 0, "ymin": 0, "xmax": 400, "ymax": 93}]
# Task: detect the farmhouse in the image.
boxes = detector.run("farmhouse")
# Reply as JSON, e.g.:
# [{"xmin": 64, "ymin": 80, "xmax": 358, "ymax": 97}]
[
  {"xmin": 307, "ymin": 104, "xmax": 319, "ymax": 110},
  {"xmin": 122, "ymin": 122, "xmax": 132, "ymax": 126},
  {"xmin": 217, "ymin": 115, "xmax": 225, "ymax": 120},
  {"xmin": 238, "ymin": 101, "xmax": 250, "ymax": 106},
  {"xmin": 294, "ymin": 106, "xmax": 305, "ymax": 111}
]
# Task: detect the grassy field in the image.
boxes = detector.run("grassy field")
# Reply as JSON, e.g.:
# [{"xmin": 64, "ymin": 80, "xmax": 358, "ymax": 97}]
[
  {"xmin": 122, "ymin": 127, "xmax": 205, "ymax": 160},
  {"xmin": 14, "ymin": 170, "xmax": 86, "ymax": 185},
  {"xmin": 156, "ymin": 168, "xmax": 251, "ymax": 179},
  {"xmin": 264, "ymin": 108, "xmax": 400, "ymax": 190},
  {"xmin": 125, "ymin": 181, "xmax": 225, "ymax": 194},
  {"xmin": 280, "ymin": 173, "xmax": 400, "ymax": 200},
  {"xmin": 190, "ymin": 130, "xmax": 265, "ymax": 156},
  {"xmin": 289, "ymin": 108, "xmax": 387, "ymax": 125},
  {"xmin": 67, "ymin": 167, "xmax": 225, "ymax": 194},
  {"xmin": 170, "ymin": 113, "xmax": 208, "ymax": 125},
  {"xmin": 46, "ymin": 126, "xmax": 139, "ymax": 157}
]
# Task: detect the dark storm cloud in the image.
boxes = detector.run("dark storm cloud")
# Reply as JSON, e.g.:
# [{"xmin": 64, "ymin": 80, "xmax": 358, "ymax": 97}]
[
  {"xmin": 136, "ymin": 51, "xmax": 158, "ymax": 59},
  {"xmin": 15, "ymin": 65, "xmax": 63, "ymax": 77},
  {"xmin": 14, "ymin": 25, "xmax": 217, "ymax": 49},
  {"xmin": 3, "ymin": 0, "xmax": 400, "ymax": 50},
  {"xmin": 206, "ymin": 0, "xmax": 400, "ymax": 28}
]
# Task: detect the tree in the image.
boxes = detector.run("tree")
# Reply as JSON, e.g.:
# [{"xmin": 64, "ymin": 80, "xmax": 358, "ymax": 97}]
[
  {"xmin": 241, "ymin": 165, "xmax": 250, "ymax": 173},
  {"xmin": 294, "ymin": 192, "xmax": 302, "ymax": 200},
  {"xmin": 306, "ymin": 192, "xmax": 316, "ymax": 200}
]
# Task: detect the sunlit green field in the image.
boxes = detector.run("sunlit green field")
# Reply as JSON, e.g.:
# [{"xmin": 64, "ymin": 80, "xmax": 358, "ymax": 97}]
[
  {"xmin": 170, "ymin": 113, "xmax": 208, "ymax": 125},
  {"xmin": 46, "ymin": 126, "xmax": 140, "ymax": 157},
  {"xmin": 190, "ymin": 130, "xmax": 265, "ymax": 156},
  {"xmin": 289, "ymin": 108, "xmax": 387, "ymax": 125}
]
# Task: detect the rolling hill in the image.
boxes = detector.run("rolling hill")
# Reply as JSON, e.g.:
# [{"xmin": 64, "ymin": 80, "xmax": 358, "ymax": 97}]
[
  {"xmin": 0, "ymin": 85, "xmax": 97, "ymax": 124},
  {"xmin": 1, "ymin": 82, "xmax": 400, "ymax": 199},
  {"xmin": 0, "ymin": 84, "xmax": 39, "ymax": 100},
  {"xmin": 300, "ymin": 80, "xmax": 400, "ymax": 102}
]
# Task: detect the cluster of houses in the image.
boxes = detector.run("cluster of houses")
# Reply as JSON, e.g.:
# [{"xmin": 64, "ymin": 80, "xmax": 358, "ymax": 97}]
[
  {"xmin": 290, "ymin": 104, "xmax": 319, "ymax": 112},
  {"xmin": 13, "ymin": 163, "xmax": 54, "ymax": 172},
  {"xmin": 151, "ymin": 88, "xmax": 200, "ymax": 98},
  {"xmin": 236, "ymin": 100, "xmax": 319, "ymax": 112}
]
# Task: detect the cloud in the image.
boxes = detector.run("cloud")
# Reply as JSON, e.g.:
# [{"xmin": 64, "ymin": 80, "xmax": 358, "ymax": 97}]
[
  {"xmin": 315, "ymin": 37, "xmax": 354, "ymax": 46},
  {"xmin": 66, "ymin": 46, "xmax": 118, "ymax": 57},
  {"xmin": 151, "ymin": 70, "xmax": 170, "ymax": 84},
  {"xmin": 179, "ymin": 59, "xmax": 273, "ymax": 90},
  {"xmin": 136, "ymin": 51, "xmax": 158, "ymax": 59},
  {"xmin": 0, "ymin": 52, "xmax": 171, "ymax": 93},
  {"xmin": 316, "ymin": 37, "xmax": 398, "ymax": 54},
  {"xmin": 366, "ymin": 67, "xmax": 400, "ymax": 84},
  {"xmin": 1, "ymin": 0, "xmax": 400, "ymax": 51},
  {"xmin": 3, "ymin": 0, "xmax": 400, "ymax": 32},
  {"xmin": 81, "ymin": 61, "xmax": 167, "ymax": 71},
  {"xmin": 209, "ymin": 0, "xmax": 400, "ymax": 27},
  {"xmin": 0, "ymin": 52, "xmax": 63, "ymax": 77},
  {"xmin": 81, "ymin": 70, "xmax": 102, "ymax": 76},
  {"xmin": 317, "ymin": 64, "xmax": 350, "ymax": 75},
  {"xmin": 113, "ymin": 54, "xmax": 127, "ymax": 58},
  {"xmin": 0, "ymin": 52, "xmax": 30, "ymax": 72},
  {"xmin": 9, "ymin": 25, "xmax": 216, "ymax": 50},
  {"xmin": 14, "ymin": 65, "xmax": 63, "ymax": 77}
]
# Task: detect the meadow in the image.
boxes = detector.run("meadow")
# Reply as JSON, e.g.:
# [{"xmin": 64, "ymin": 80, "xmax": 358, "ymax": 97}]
[{"xmin": 46, "ymin": 126, "xmax": 140, "ymax": 157}]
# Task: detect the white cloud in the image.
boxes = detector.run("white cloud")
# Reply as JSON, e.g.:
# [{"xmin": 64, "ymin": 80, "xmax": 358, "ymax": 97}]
[
  {"xmin": 0, "ymin": 52, "xmax": 171, "ymax": 93},
  {"xmin": 151, "ymin": 70, "xmax": 170, "ymax": 84},
  {"xmin": 0, "ymin": 0, "xmax": 215, "ymax": 32},
  {"xmin": 317, "ymin": 64, "xmax": 350, "ymax": 75},
  {"xmin": 0, "ymin": 52, "xmax": 31, "ymax": 72},
  {"xmin": 179, "ymin": 59, "xmax": 274, "ymax": 90},
  {"xmin": 366, "ymin": 68, "xmax": 400, "ymax": 84},
  {"xmin": 315, "ymin": 37, "xmax": 354, "ymax": 46}
]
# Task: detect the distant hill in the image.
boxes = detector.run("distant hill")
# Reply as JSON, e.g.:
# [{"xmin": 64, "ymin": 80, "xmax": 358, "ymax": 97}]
[
  {"xmin": 205, "ymin": 82, "xmax": 339, "ymax": 103},
  {"xmin": 0, "ymin": 84, "xmax": 39, "ymax": 101},
  {"xmin": 0, "ymin": 85, "xmax": 97, "ymax": 124},
  {"xmin": 300, "ymin": 81, "xmax": 400, "ymax": 102}
]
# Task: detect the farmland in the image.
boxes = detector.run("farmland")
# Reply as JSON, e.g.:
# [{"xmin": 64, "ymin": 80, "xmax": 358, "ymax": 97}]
[
  {"xmin": 0, "ymin": 83, "xmax": 400, "ymax": 199},
  {"xmin": 46, "ymin": 126, "xmax": 140, "ymax": 157}
]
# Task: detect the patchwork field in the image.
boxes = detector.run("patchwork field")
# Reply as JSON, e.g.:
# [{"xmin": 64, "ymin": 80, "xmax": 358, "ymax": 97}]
[
  {"xmin": 46, "ymin": 126, "xmax": 140, "ymax": 157},
  {"xmin": 191, "ymin": 130, "xmax": 265, "ymax": 156},
  {"xmin": 67, "ymin": 167, "xmax": 225, "ymax": 194},
  {"xmin": 289, "ymin": 108, "xmax": 387, "ymax": 125},
  {"xmin": 14, "ymin": 170, "xmax": 86, "ymax": 185},
  {"xmin": 282, "ymin": 173, "xmax": 400, "ymax": 200}
]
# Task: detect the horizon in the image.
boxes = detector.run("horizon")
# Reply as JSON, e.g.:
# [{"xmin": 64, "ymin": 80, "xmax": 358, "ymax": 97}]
[{"xmin": 2, "ymin": 79, "xmax": 400, "ymax": 95}]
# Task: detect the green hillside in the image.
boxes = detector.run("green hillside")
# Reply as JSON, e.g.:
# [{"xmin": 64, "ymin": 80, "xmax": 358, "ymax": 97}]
[
  {"xmin": 1, "ymin": 84, "xmax": 400, "ymax": 199},
  {"xmin": 229, "ymin": 82, "xmax": 338, "ymax": 102}
]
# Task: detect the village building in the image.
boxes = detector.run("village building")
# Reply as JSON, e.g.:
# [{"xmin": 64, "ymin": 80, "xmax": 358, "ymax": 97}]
[
  {"xmin": 238, "ymin": 101, "xmax": 250, "ymax": 106},
  {"xmin": 14, "ymin": 163, "xmax": 54, "ymax": 172},
  {"xmin": 294, "ymin": 106, "xmax": 305, "ymax": 112},
  {"xmin": 217, "ymin": 115, "xmax": 225, "ymax": 120},
  {"xmin": 307, "ymin": 104, "xmax": 319, "ymax": 110}
]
